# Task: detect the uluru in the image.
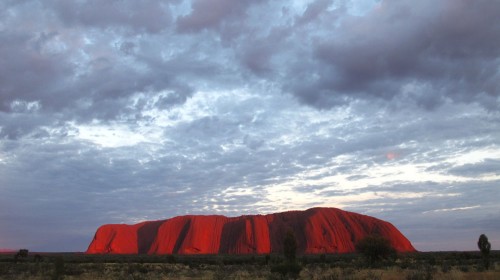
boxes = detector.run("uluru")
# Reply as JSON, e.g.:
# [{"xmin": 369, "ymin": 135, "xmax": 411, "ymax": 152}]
[{"xmin": 86, "ymin": 207, "xmax": 415, "ymax": 255}]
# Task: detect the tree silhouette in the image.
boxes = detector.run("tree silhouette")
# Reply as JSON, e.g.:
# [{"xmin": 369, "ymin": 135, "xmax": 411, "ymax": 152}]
[
  {"xmin": 14, "ymin": 249, "xmax": 28, "ymax": 262},
  {"xmin": 270, "ymin": 229, "xmax": 301, "ymax": 277},
  {"xmin": 283, "ymin": 229, "xmax": 297, "ymax": 262},
  {"xmin": 355, "ymin": 235, "xmax": 395, "ymax": 264},
  {"xmin": 477, "ymin": 234, "xmax": 491, "ymax": 269}
]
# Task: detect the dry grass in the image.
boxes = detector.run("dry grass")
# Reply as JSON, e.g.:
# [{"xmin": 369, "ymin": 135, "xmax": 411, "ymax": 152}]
[
  {"xmin": 2, "ymin": 262, "xmax": 499, "ymax": 280},
  {"xmin": 1, "ymin": 252, "xmax": 499, "ymax": 279}
]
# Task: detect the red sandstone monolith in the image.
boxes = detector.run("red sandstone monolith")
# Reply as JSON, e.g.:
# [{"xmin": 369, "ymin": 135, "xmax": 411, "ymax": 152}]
[{"xmin": 86, "ymin": 207, "xmax": 415, "ymax": 254}]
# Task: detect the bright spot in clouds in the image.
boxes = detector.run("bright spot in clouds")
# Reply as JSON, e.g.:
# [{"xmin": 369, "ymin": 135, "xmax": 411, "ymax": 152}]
[{"xmin": 386, "ymin": 152, "xmax": 398, "ymax": 160}]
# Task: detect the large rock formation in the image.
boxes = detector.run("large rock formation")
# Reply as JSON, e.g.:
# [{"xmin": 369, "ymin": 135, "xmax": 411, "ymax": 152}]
[{"xmin": 86, "ymin": 207, "xmax": 415, "ymax": 254}]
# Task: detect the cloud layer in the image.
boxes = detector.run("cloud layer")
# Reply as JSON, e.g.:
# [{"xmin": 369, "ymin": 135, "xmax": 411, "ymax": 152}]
[{"xmin": 0, "ymin": 0, "xmax": 499, "ymax": 251}]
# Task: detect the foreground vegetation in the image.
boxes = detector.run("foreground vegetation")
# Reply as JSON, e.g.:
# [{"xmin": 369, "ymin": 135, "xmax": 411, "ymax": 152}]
[{"xmin": 1, "ymin": 251, "xmax": 499, "ymax": 279}]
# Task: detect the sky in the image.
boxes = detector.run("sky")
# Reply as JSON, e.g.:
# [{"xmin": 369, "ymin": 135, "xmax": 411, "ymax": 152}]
[{"xmin": 0, "ymin": 0, "xmax": 499, "ymax": 252}]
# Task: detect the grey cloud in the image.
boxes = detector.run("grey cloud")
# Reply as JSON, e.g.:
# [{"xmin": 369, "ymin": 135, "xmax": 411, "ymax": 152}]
[
  {"xmin": 288, "ymin": 0, "xmax": 500, "ymax": 109},
  {"xmin": 119, "ymin": 41, "xmax": 136, "ymax": 55},
  {"xmin": 174, "ymin": 116, "xmax": 240, "ymax": 145},
  {"xmin": 294, "ymin": 184, "xmax": 330, "ymax": 193},
  {"xmin": 240, "ymin": 42, "xmax": 274, "ymax": 76},
  {"xmin": 0, "ymin": 0, "xmax": 223, "ymax": 116},
  {"xmin": 176, "ymin": 0, "xmax": 258, "ymax": 34},
  {"xmin": 237, "ymin": 23, "xmax": 294, "ymax": 76},
  {"xmin": 425, "ymin": 162, "xmax": 454, "ymax": 173},
  {"xmin": 355, "ymin": 181, "xmax": 445, "ymax": 196},
  {"xmin": 320, "ymin": 189, "xmax": 356, "ymax": 197},
  {"xmin": 48, "ymin": 0, "xmax": 173, "ymax": 33},
  {"xmin": 0, "ymin": 112, "xmax": 52, "ymax": 140},
  {"xmin": 0, "ymin": 24, "xmax": 198, "ymax": 138},
  {"xmin": 344, "ymin": 179, "xmax": 500, "ymax": 250},
  {"xmin": 242, "ymin": 135, "xmax": 264, "ymax": 150},
  {"xmin": 346, "ymin": 174, "xmax": 370, "ymax": 181},
  {"xmin": 0, "ymin": 31, "xmax": 73, "ymax": 113},
  {"xmin": 0, "ymin": 137, "xmax": 272, "ymax": 250},
  {"xmin": 154, "ymin": 89, "xmax": 192, "ymax": 110},
  {"xmin": 448, "ymin": 159, "xmax": 500, "ymax": 178},
  {"xmin": 295, "ymin": 0, "xmax": 333, "ymax": 26}
]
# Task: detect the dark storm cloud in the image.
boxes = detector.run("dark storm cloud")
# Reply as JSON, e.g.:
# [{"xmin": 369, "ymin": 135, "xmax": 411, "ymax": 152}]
[
  {"xmin": 1, "ymin": 0, "xmax": 235, "ymax": 138},
  {"xmin": 0, "ymin": 31, "xmax": 72, "ymax": 113},
  {"xmin": 287, "ymin": 0, "xmax": 500, "ymax": 109}
]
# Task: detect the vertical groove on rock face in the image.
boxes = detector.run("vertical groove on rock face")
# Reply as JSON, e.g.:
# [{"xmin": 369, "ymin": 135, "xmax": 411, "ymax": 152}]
[
  {"xmin": 86, "ymin": 207, "xmax": 416, "ymax": 255},
  {"xmin": 137, "ymin": 221, "xmax": 163, "ymax": 254},
  {"xmin": 219, "ymin": 218, "xmax": 244, "ymax": 253},
  {"xmin": 172, "ymin": 218, "xmax": 191, "ymax": 254}
]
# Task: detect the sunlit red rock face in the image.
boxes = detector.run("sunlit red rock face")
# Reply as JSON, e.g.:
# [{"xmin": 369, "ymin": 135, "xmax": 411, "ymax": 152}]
[{"xmin": 86, "ymin": 207, "xmax": 415, "ymax": 254}]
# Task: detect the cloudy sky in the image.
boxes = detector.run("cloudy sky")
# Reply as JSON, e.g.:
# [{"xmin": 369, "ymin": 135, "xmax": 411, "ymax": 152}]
[{"xmin": 1, "ymin": 0, "xmax": 499, "ymax": 252}]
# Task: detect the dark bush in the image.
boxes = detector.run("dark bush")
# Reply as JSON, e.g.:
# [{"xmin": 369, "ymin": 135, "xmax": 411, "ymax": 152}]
[
  {"xmin": 52, "ymin": 256, "xmax": 65, "ymax": 280},
  {"xmin": 14, "ymin": 249, "xmax": 29, "ymax": 262},
  {"xmin": 270, "ymin": 262, "xmax": 302, "ymax": 278},
  {"xmin": 478, "ymin": 234, "xmax": 491, "ymax": 269},
  {"xmin": 355, "ymin": 235, "xmax": 396, "ymax": 264},
  {"xmin": 441, "ymin": 261, "xmax": 451, "ymax": 273},
  {"xmin": 283, "ymin": 230, "xmax": 297, "ymax": 262},
  {"xmin": 34, "ymin": 254, "xmax": 43, "ymax": 263},
  {"xmin": 166, "ymin": 254, "xmax": 176, "ymax": 263}
]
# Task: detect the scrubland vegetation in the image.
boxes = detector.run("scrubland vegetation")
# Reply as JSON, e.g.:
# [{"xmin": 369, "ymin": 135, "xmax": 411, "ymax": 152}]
[{"xmin": 1, "ymin": 251, "xmax": 499, "ymax": 280}]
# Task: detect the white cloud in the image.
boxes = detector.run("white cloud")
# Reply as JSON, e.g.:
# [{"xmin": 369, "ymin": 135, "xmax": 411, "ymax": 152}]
[
  {"xmin": 76, "ymin": 124, "xmax": 147, "ymax": 148},
  {"xmin": 422, "ymin": 205, "xmax": 480, "ymax": 214}
]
